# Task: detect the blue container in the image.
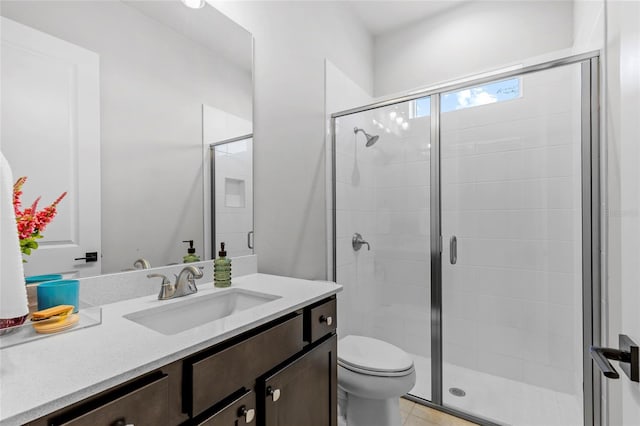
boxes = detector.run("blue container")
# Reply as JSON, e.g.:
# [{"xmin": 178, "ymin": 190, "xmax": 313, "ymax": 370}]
[
  {"xmin": 37, "ymin": 280, "xmax": 79, "ymax": 313},
  {"xmin": 25, "ymin": 274, "xmax": 63, "ymax": 285}
]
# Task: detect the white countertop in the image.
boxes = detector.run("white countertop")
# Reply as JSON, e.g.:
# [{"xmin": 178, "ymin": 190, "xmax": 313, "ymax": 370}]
[{"xmin": 0, "ymin": 274, "xmax": 341, "ymax": 425}]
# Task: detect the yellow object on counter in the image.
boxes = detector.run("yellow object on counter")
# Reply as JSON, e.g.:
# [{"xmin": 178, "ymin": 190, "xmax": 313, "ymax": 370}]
[
  {"xmin": 31, "ymin": 305, "xmax": 74, "ymax": 321},
  {"xmin": 32, "ymin": 314, "xmax": 79, "ymax": 334},
  {"xmin": 31, "ymin": 305, "xmax": 79, "ymax": 334}
]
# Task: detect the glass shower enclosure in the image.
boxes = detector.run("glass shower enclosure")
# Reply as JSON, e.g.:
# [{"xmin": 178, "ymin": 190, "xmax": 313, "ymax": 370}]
[{"xmin": 331, "ymin": 53, "xmax": 600, "ymax": 426}]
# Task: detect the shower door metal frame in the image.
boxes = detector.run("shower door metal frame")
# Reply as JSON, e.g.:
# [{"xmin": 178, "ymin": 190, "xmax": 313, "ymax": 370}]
[{"xmin": 330, "ymin": 51, "xmax": 601, "ymax": 426}]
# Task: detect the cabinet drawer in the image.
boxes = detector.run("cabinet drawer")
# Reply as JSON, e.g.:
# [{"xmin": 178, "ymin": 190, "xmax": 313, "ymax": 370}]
[
  {"xmin": 188, "ymin": 314, "xmax": 304, "ymax": 417},
  {"xmin": 56, "ymin": 375, "xmax": 169, "ymax": 426},
  {"xmin": 306, "ymin": 298, "xmax": 336, "ymax": 343},
  {"xmin": 197, "ymin": 390, "xmax": 256, "ymax": 426}
]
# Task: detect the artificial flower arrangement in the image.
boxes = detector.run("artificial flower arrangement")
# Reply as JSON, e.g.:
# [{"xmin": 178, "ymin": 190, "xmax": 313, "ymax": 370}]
[{"xmin": 12, "ymin": 177, "xmax": 66, "ymax": 260}]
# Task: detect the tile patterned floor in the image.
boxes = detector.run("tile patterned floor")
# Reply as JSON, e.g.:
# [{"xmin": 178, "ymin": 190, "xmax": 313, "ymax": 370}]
[{"xmin": 400, "ymin": 398, "xmax": 479, "ymax": 426}]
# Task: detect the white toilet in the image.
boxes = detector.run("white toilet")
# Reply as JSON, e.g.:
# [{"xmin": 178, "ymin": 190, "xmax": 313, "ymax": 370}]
[{"xmin": 338, "ymin": 335, "xmax": 416, "ymax": 426}]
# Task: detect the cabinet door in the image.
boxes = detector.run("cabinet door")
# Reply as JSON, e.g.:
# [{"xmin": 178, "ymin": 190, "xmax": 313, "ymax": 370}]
[{"xmin": 262, "ymin": 335, "xmax": 337, "ymax": 426}]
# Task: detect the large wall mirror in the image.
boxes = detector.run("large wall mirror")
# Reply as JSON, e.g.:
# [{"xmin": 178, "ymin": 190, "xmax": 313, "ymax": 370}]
[{"xmin": 1, "ymin": 0, "xmax": 253, "ymax": 277}]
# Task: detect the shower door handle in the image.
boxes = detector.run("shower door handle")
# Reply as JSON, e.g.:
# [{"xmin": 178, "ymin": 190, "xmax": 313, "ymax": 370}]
[{"xmin": 449, "ymin": 236, "xmax": 457, "ymax": 264}]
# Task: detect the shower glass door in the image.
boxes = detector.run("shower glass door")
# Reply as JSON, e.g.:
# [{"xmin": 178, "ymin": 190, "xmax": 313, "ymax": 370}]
[
  {"xmin": 439, "ymin": 63, "xmax": 585, "ymax": 425},
  {"xmin": 333, "ymin": 97, "xmax": 432, "ymax": 400}
]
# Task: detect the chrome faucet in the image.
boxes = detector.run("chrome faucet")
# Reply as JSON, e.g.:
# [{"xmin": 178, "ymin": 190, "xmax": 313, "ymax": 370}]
[{"xmin": 147, "ymin": 265, "xmax": 203, "ymax": 300}]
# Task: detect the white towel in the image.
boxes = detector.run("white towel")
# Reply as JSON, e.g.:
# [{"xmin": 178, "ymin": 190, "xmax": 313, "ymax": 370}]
[{"xmin": 0, "ymin": 151, "xmax": 28, "ymax": 320}]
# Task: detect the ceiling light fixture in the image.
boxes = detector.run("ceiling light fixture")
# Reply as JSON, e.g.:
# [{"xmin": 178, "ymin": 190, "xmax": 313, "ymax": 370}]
[{"xmin": 181, "ymin": 0, "xmax": 205, "ymax": 9}]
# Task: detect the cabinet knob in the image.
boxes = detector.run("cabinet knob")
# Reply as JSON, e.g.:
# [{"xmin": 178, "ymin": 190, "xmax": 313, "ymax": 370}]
[
  {"xmin": 266, "ymin": 386, "xmax": 281, "ymax": 402},
  {"xmin": 111, "ymin": 419, "xmax": 134, "ymax": 426},
  {"xmin": 320, "ymin": 315, "xmax": 333, "ymax": 326},
  {"xmin": 238, "ymin": 405, "xmax": 255, "ymax": 423}
]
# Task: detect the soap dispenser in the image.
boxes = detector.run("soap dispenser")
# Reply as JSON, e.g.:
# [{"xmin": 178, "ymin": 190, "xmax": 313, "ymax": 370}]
[
  {"xmin": 182, "ymin": 240, "xmax": 200, "ymax": 263},
  {"xmin": 214, "ymin": 242, "xmax": 231, "ymax": 288}
]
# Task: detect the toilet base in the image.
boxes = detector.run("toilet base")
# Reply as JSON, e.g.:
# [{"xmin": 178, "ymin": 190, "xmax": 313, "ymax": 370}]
[{"xmin": 344, "ymin": 394, "xmax": 401, "ymax": 426}]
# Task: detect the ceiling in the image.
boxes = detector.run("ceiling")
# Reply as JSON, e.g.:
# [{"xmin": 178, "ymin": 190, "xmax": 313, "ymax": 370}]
[
  {"xmin": 125, "ymin": 0, "xmax": 252, "ymax": 72},
  {"xmin": 344, "ymin": 0, "xmax": 470, "ymax": 36}
]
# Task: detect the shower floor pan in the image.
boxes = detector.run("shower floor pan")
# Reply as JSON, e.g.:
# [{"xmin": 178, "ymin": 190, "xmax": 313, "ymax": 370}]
[{"xmin": 409, "ymin": 354, "xmax": 582, "ymax": 426}]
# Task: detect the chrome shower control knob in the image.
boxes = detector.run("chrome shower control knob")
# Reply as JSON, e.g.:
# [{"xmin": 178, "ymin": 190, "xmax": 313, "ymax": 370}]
[
  {"xmin": 238, "ymin": 406, "xmax": 255, "ymax": 423},
  {"xmin": 352, "ymin": 233, "xmax": 371, "ymax": 251},
  {"xmin": 320, "ymin": 315, "xmax": 333, "ymax": 326},
  {"xmin": 266, "ymin": 386, "xmax": 281, "ymax": 402}
]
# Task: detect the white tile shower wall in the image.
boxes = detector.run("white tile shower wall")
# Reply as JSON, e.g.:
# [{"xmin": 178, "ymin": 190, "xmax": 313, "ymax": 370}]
[{"xmin": 440, "ymin": 65, "xmax": 583, "ymax": 394}]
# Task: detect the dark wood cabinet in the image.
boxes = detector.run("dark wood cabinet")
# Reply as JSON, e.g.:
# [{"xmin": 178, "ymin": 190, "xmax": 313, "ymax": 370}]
[
  {"xmin": 27, "ymin": 296, "xmax": 337, "ymax": 426},
  {"xmin": 261, "ymin": 335, "xmax": 337, "ymax": 426}
]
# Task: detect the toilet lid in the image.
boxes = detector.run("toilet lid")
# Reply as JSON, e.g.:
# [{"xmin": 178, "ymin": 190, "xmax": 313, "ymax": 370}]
[{"xmin": 338, "ymin": 335, "xmax": 413, "ymax": 374}]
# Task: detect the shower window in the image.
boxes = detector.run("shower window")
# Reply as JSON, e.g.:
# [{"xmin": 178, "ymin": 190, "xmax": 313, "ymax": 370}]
[{"xmin": 412, "ymin": 77, "xmax": 521, "ymax": 119}]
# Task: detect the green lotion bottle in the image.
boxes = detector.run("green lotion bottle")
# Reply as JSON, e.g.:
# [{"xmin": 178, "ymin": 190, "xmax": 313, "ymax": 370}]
[
  {"xmin": 182, "ymin": 240, "xmax": 200, "ymax": 263},
  {"xmin": 214, "ymin": 242, "xmax": 231, "ymax": 287}
]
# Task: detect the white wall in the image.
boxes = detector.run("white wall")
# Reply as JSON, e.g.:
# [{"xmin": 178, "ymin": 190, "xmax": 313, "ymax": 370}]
[
  {"xmin": 573, "ymin": 0, "xmax": 605, "ymax": 53},
  {"xmin": 1, "ymin": 1, "xmax": 252, "ymax": 273},
  {"xmin": 210, "ymin": 1, "xmax": 373, "ymax": 280},
  {"xmin": 604, "ymin": 1, "xmax": 640, "ymax": 425},
  {"xmin": 373, "ymin": 0, "xmax": 574, "ymax": 97}
]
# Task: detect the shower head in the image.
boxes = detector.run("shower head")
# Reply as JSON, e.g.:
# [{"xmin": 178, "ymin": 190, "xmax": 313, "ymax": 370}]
[{"xmin": 353, "ymin": 127, "xmax": 379, "ymax": 147}]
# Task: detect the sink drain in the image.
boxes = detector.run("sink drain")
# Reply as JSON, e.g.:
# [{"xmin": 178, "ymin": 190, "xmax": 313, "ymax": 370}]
[{"xmin": 449, "ymin": 387, "xmax": 466, "ymax": 397}]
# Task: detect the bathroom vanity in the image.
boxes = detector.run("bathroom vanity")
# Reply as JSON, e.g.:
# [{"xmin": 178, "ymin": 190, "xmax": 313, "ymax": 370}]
[{"xmin": 0, "ymin": 274, "xmax": 340, "ymax": 426}]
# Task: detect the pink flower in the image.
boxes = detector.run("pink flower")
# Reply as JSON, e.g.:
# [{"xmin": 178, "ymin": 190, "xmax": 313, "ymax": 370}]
[{"xmin": 12, "ymin": 177, "xmax": 67, "ymax": 257}]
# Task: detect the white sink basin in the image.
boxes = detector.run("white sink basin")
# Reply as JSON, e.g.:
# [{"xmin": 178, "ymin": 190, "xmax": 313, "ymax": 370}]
[{"xmin": 124, "ymin": 288, "xmax": 281, "ymax": 335}]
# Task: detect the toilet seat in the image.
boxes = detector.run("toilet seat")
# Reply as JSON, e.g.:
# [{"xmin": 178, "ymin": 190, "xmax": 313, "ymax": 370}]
[{"xmin": 338, "ymin": 335, "xmax": 414, "ymax": 377}]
